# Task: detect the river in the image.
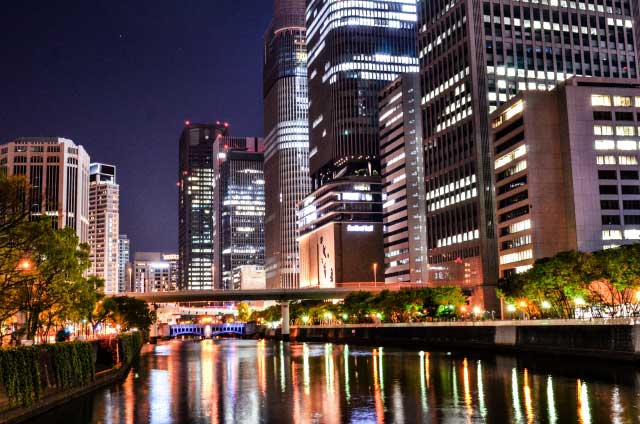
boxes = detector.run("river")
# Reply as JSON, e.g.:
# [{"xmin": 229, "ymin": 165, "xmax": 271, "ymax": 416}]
[{"xmin": 26, "ymin": 339, "xmax": 640, "ymax": 423}]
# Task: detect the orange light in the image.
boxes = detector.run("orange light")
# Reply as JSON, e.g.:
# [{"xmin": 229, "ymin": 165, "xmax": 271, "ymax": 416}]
[
  {"xmin": 18, "ymin": 259, "xmax": 32, "ymax": 271},
  {"xmin": 185, "ymin": 120, "xmax": 191, "ymax": 126}
]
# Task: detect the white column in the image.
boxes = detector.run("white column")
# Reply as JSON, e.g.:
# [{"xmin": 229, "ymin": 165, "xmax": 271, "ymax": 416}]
[{"xmin": 281, "ymin": 301, "xmax": 290, "ymax": 340}]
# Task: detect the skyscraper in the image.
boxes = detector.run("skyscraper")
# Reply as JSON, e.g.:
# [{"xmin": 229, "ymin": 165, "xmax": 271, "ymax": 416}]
[
  {"xmin": 0, "ymin": 137, "xmax": 90, "ymax": 242},
  {"xmin": 299, "ymin": 0, "xmax": 418, "ymax": 286},
  {"xmin": 418, "ymin": 0, "xmax": 640, "ymax": 307},
  {"xmin": 263, "ymin": 0, "xmax": 311, "ymax": 289},
  {"xmin": 178, "ymin": 123, "xmax": 264, "ymax": 290},
  {"xmin": 118, "ymin": 234, "xmax": 130, "ymax": 293},
  {"xmin": 133, "ymin": 252, "xmax": 179, "ymax": 293},
  {"xmin": 89, "ymin": 163, "xmax": 120, "ymax": 294},
  {"xmin": 379, "ymin": 74, "xmax": 428, "ymax": 283},
  {"xmin": 178, "ymin": 122, "xmax": 228, "ymax": 290},
  {"xmin": 306, "ymin": 0, "xmax": 419, "ymax": 187},
  {"xmin": 219, "ymin": 149, "xmax": 266, "ymax": 290}
]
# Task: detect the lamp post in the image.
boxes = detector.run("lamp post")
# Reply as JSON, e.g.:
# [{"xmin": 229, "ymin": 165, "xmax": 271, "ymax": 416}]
[{"xmin": 373, "ymin": 262, "xmax": 378, "ymax": 285}]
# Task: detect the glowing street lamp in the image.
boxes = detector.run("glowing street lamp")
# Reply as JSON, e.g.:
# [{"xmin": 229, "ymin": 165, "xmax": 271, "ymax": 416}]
[
  {"xmin": 541, "ymin": 301, "xmax": 551, "ymax": 309},
  {"xmin": 301, "ymin": 315, "xmax": 309, "ymax": 324},
  {"xmin": 18, "ymin": 259, "xmax": 32, "ymax": 271},
  {"xmin": 574, "ymin": 297, "xmax": 586, "ymax": 306},
  {"xmin": 472, "ymin": 306, "xmax": 482, "ymax": 315},
  {"xmin": 506, "ymin": 304, "xmax": 517, "ymax": 313}
]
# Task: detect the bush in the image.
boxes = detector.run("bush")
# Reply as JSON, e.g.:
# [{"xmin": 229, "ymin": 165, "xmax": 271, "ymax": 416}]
[
  {"xmin": 0, "ymin": 341, "xmax": 94, "ymax": 408},
  {"xmin": 119, "ymin": 332, "xmax": 143, "ymax": 365}
]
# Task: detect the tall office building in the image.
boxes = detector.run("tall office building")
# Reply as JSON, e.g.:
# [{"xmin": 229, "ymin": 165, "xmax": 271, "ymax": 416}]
[
  {"xmin": 379, "ymin": 74, "xmax": 428, "ymax": 283},
  {"xmin": 133, "ymin": 252, "xmax": 179, "ymax": 293},
  {"xmin": 300, "ymin": 0, "xmax": 418, "ymax": 286},
  {"xmin": 118, "ymin": 234, "xmax": 130, "ymax": 293},
  {"xmin": 0, "ymin": 137, "xmax": 90, "ymax": 242},
  {"xmin": 218, "ymin": 147, "xmax": 266, "ymax": 290},
  {"xmin": 492, "ymin": 78, "xmax": 640, "ymax": 278},
  {"xmin": 306, "ymin": 0, "xmax": 419, "ymax": 186},
  {"xmin": 88, "ymin": 163, "xmax": 120, "ymax": 294},
  {"xmin": 178, "ymin": 122, "xmax": 228, "ymax": 290},
  {"xmin": 263, "ymin": 0, "xmax": 311, "ymax": 289},
  {"xmin": 418, "ymin": 0, "xmax": 640, "ymax": 307}
]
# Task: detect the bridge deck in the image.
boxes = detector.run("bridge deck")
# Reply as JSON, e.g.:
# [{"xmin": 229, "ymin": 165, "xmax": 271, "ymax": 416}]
[{"xmin": 118, "ymin": 284, "xmax": 415, "ymax": 303}]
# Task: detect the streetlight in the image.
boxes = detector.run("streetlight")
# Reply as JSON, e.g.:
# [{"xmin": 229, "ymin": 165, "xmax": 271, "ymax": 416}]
[
  {"xmin": 301, "ymin": 315, "xmax": 309, "ymax": 325},
  {"xmin": 18, "ymin": 258, "xmax": 32, "ymax": 271},
  {"xmin": 541, "ymin": 301, "xmax": 551, "ymax": 310},
  {"xmin": 574, "ymin": 297, "xmax": 585, "ymax": 306}
]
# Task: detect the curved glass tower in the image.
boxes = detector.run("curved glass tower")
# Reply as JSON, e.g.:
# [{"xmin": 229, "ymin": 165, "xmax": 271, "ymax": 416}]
[{"xmin": 263, "ymin": 0, "xmax": 311, "ymax": 289}]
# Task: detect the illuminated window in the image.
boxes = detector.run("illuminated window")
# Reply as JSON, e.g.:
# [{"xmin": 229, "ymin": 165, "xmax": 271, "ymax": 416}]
[
  {"xmin": 595, "ymin": 140, "xmax": 615, "ymax": 150},
  {"xmin": 495, "ymin": 144, "xmax": 526, "ymax": 169},
  {"xmin": 624, "ymin": 229, "xmax": 640, "ymax": 240},
  {"xmin": 616, "ymin": 126, "xmax": 635, "ymax": 136},
  {"xmin": 635, "ymin": 97, "xmax": 640, "ymax": 107},
  {"xmin": 602, "ymin": 230, "xmax": 622, "ymax": 240},
  {"xmin": 619, "ymin": 156, "xmax": 638, "ymax": 165},
  {"xmin": 591, "ymin": 95, "xmax": 611, "ymax": 106},
  {"xmin": 594, "ymin": 125, "xmax": 614, "ymax": 136},
  {"xmin": 617, "ymin": 140, "xmax": 637, "ymax": 150},
  {"xmin": 596, "ymin": 155, "xmax": 616, "ymax": 165},
  {"xmin": 500, "ymin": 249, "xmax": 533, "ymax": 265},
  {"xmin": 613, "ymin": 96, "xmax": 632, "ymax": 107}
]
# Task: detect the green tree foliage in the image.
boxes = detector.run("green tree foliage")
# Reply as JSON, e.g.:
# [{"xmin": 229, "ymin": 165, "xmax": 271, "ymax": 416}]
[
  {"xmin": 498, "ymin": 246, "xmax": 640, "ymax": 318},
  {"xmin": 95, "ymin": 296, "xmax": 156, "ymax": 333},
  {"xmin": 237, "ymin": 302, "xmax": 251, "ymax": 322}
]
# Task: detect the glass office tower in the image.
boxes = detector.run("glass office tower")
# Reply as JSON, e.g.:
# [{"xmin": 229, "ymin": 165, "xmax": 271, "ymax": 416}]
[{"xmin": 264, "ymin": 0, "xmax": 311, "ymax": 289}]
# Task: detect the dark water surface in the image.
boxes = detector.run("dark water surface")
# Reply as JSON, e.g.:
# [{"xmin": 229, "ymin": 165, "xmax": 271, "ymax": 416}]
[{"xmin": 26, "ymin": 339, "xmax": 640, "ymax": 423}]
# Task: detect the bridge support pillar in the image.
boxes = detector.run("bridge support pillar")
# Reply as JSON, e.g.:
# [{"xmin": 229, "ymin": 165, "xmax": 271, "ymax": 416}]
[{"xmin": 281, "ymin": 301, "xmax": 290, "ymax": 341}]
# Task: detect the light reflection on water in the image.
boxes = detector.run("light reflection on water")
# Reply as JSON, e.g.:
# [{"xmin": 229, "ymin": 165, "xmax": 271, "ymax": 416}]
[{"xmin": 26, "ymin": 339, "xmax": 640, "ymax": 423}]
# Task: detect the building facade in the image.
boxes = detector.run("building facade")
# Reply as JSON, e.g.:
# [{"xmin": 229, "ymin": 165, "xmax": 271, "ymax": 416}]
[
  {"xmin": 219, "ymin": 149, "xmax": 266, "ymax": 290},
  {"xmin": 297, "ymin": 176, "xmax": 385, "ymax": 287},
  {"xmin": 0, "ymin": 137, "xmax": 90, "ymax": 242},
  {"xmin": 88, "ymin": 163, "xmax": 120, "ymax": 294},
  {"xmin": 492, "ymin": 77, "xmax": 640, "ymax": 277},
  {"xmin": 118, "ymin": 234, "xmax": 130, "ymax": 293},
  {"xmin": 133, "ymin": 252, "xmax": 179, "ymax": 293},
  {"xmin": 300, "ymin": 0, "xmax": 418, "ymax": 285},
  {"xmin": 418, "ymin": 0, "xmax": 640, "ymax": 307},
  {"xmin": 263, "ymin": 0, "xmax": 311, "ymax": 289},
  {"xmin": 379, "ymin": 74, "xmax": 428, "ymax": 283},
  {"xmin": 178, "ymin": 123, "xmax": 228, "ymax": 290}
]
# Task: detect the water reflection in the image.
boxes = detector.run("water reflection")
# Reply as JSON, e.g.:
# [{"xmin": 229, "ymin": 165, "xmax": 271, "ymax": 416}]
[{"xmin": 27, "ymin": 340, "xmax": 640, "ymax": 424}]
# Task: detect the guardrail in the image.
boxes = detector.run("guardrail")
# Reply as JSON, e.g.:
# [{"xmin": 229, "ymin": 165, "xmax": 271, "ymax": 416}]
[{"xmin": 292, "ymin": 317, "xmax": 640, "ymax": 328}]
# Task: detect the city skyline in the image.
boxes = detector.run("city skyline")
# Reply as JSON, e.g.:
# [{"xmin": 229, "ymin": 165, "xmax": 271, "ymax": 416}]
[{"xmin": 0, "ymin": 1, "xmax": 272, "ymax": 253}]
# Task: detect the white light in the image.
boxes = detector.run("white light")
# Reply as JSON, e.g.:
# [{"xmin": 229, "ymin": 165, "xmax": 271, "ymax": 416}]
[{"xmin": 347, "ymin": 224, "xmax": 374, "ymax": 233}]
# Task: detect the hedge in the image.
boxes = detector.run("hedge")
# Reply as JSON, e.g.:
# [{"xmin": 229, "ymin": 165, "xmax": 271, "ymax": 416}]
[
  {"xmin": 0, "ymin": 341, "xmax": 94, "ymax": 408},
  {"xmin": 120, "ymin": 332, "xmax": 143, "ymax": 365}
]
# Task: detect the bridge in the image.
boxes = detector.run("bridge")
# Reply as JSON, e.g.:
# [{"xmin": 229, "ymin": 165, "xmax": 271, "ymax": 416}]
[
  {"xmin": 123, "ymin": 284, "xmax": 409, "ymax": 304},
  {"xmin": 169, "ymin": 323, "xmax": 247, "ymax": 338}
]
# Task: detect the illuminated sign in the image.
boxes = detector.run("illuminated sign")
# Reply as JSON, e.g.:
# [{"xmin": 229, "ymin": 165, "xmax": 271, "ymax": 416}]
[{"xmin": 347, "ymin": 224, "xmax": 374, "ymax": 233}]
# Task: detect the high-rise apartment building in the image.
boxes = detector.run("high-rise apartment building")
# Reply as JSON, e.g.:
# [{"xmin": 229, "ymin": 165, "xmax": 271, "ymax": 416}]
[
  {"xmin": 133, "ymin": 252, "xmax": 179, "ymax": 293},
  {"xmin": 263, "ymin": 0, "xmax": 311, "ymax": 289},
  {"xmin": 118, "ymin": 234, "xmax": 130, "ymax": 293},
  {"xmin": 0, "ymin": 137, "xmax": 90, "ymax": 242},
  {"xmin": 379, "ymin": 74, "xmax": 428, "ymax": 283},
  {"xmin": 492, "ymin": 77, "xmax": 640, "ymax": 277},
  {"xmin": 219, "ymin": 149, "xmax": 266, "ymax": 290},
  {"xmin": 89, "ymin": 163, "xmax": 119, "ymax": 294},
  {"xmin": 178, "ymin": 122, "xmax": 228, "ymax": 290},
  {"xmin": 299, "ymin": 0, "xmax": 419, "ymax": 286},
  {"xmin": 418, "ymin": 0, "xmax": 640, "ymax": 306}
]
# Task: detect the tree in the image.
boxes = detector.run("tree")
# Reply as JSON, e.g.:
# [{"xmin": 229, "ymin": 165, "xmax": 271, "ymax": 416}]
[
  {"xmin": 97, "ymin": 296, "xmax": 156, "ymax": 332},
  {"xmin": 237, "ymin": 302, "xmax": 250, "ymax": 322}
]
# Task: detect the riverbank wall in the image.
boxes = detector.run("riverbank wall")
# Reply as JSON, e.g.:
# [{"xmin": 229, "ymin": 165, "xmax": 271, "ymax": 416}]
[
  {"xmin": 0, "ymin": 332, "xmax": 144, "ymax": 424},
  {"xmin": 284, "ymin": 319, "xmax": 640, "ymax": 361}
]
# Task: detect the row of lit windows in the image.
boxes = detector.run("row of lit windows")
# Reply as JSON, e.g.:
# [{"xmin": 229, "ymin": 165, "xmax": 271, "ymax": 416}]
[
  {"xmin": 591, "ymin": 94, "xmax": 640, "ymax": 107},
  {"xmin": 594, "ymin": 139, "xmax": 640, "ymax": 150},
  {"xmin": 593, "ymin": 125, "xmax": 638, "ymax": 135},
  {"xmin": 596, "ymin": 155, "xmax": 638, "ymax": 165},
  {"xmin": 602, "ymin": 229, "xmax": 640, "ymax": 240},
  {"xmin": 500, "ymin": 248, "xmax": 533, "ymax": 265}
]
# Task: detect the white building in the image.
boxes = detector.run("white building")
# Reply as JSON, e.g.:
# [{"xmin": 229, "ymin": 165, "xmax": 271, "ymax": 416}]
[
  {"xmin": 118, "ymin": 234, "xmax": 130, "ymax": 293},
  {"xmin": 134, "ymin": 252, "xmax": 179, "ymax": 293},
  {"xmin": 0, "ymin": 137, "xmax": 90, "ymax": 242},
  {"xmin": 232, "ymin": 265, "xmax": 266, "ymax": 290}
]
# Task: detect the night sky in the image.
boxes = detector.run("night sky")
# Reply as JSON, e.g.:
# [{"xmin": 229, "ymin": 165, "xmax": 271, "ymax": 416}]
[{"xmin": 0, "ymin": 1, "xmax": 272, "ymax": 253}]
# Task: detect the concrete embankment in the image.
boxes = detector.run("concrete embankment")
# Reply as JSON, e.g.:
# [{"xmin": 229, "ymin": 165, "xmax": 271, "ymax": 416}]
[{"xmin": 286, "ymin": 319, "xmax": 640, "ymax": 361}]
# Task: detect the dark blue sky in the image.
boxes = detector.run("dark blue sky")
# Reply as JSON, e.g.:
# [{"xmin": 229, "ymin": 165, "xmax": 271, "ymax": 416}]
[{"xmin": 0, "ymin": 1, "xmax": 272, "ymax": 253}]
